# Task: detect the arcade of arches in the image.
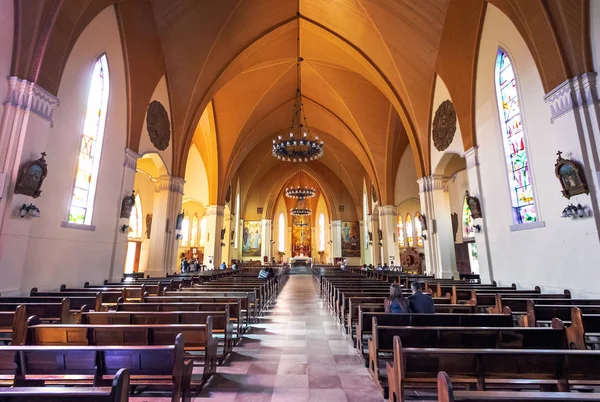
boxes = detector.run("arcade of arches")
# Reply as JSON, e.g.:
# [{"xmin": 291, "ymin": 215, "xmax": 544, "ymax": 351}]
[{"xmin": 2, "ymin": 0, "xmax": 600, "ymax": 298}]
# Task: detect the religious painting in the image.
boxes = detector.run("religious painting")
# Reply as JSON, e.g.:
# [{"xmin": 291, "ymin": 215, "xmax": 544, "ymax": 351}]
[
  {"xmin": 341, "ymin": 221, "xmax": 361, "ymax": 257},
  {"xmin": 242, "ymin": 220, "xmax": 262, "ymax": 256},
  {"xmin": 555, "ymin": 151, "xmax": 589, "ymax": 199},
  {"xmin": 14, "ymin": 152, "xmax": 48, "ymax": 198},
  {"xmin": 292, "ymin": 217, "xmax": 311, "ymax": 257}
]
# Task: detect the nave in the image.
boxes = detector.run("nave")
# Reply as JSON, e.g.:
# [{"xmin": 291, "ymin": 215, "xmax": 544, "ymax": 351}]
[{"xmin": 200, "ymin": 274, "xmax": 385, "ymax": 402}]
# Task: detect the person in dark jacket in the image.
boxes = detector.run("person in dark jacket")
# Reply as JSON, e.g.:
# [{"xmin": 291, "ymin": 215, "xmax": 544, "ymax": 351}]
[{"xmin": 408, "ymin": 282, "xmax": 435, "ymax": 314}]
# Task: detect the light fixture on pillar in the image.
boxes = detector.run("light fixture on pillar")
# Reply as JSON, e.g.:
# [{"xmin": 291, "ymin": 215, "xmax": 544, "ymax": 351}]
[
  {"xmin": 561, "ymin": 203, "xmax": 590, "ymax": 219},
  {"xmin": 272, "ymin": 59, "xmax": 324, "ymax": 162}
]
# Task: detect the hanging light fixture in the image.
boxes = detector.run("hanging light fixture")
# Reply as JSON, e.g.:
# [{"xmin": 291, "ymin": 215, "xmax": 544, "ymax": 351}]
[
  {"xmin": 290, "ymin": 196, "xmax": 312, "ymax": 216},
  {"xmin": 285, "ymin": 171, "xmax": 316, "ymax": 199},
  {"xmin": 272, "ymin": 58, "xmax": 324, "ymax": 162}
]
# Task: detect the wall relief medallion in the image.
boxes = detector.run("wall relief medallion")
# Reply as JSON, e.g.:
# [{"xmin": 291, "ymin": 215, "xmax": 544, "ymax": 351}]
[
  {"xmin": 146, "ymin": 100, "xmax": 170, "ymax": 151},
  {"xmin": 432, "ymin": 100, "xmax": 457, "ymax": 152}
]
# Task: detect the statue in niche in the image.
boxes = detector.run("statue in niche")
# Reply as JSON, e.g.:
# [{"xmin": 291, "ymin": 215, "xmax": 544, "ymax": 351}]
[
  {"xmin": 14, "ymin": 152, "xmax": 48, "ymax": 198},
  {"xmin": 451, "ymin": 213, "xmax": 458, "ymax": 243},
  {"xmin": 120, "ymin": 191, "xmax": 136, "ymax": 219}
]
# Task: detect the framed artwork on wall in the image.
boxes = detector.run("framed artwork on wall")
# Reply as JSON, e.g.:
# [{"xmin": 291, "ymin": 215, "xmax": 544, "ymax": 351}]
[
  {"xmin": 14, "ymin": 152, "xmax": 48, "ymax": 198},
  {"xmin": 341, "ymin": 221, "xmax": 361, "ymax": 257},
  {"xmin": 555, "ymin": 151, "xmax": 589, "ymax": 199},
  {"xmin": 242, "ymin": 220, "xmax": 262, "ymax": 256}
]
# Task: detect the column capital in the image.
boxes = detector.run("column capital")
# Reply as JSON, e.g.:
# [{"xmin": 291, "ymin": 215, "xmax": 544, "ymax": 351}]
[
  {"xmin": 417, "ymin": 175, "xmax": 448, "ymax": 193},
  {"xmin": 4, "ymin": 76, "xmax": 60, "ymax": 126},
  {"xmin": 464, "ymin": 146, "xmax": 479, "ymax": 170},
  {"xmin": 331, "ymin": 220, "xmax": 342, "ymax": 228},
  {"xmin": 123, "ymin": 148, "xmax": 140, "ymax": 170},
  {"xmin": 205, "ymin": 205, "xmax": 225, "ymax": 217},
  {"xmin": 544, "ymin": 72, "xmax": 599, "ymax": 122},
  {"xmin": 378, "ymin": 205, "xmax": 397, "ymax": 217},
  {"xmin": 155, "ymin": 175, "xmax": 185, "ymax": 194}
]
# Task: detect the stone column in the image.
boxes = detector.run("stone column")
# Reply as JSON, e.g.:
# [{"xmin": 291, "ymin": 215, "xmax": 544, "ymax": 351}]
[
  {"xmin": 331, "ymin": 220, "xmax": 342, "ymax": 259},
  {"xmin": 0, "ymin": 77, "xmax": 58, "ymax": 293},
  {"xmin": 203, "ymin": 205, "xmax": 224, "ymax": 269},
  {"xmin": 370, "ymin": 213, "xmax": 382, "ymax": 265},
  {"xmin": 418, "ymin": 175, "xmax": 457, "ymax": 279},
  {"xmin": 107, "ymin": 148, "xmax": 140, "ymax": 281},
  {"xmin": 261, "ymin": 219, "xmax": 272, "ymax": 265},
  {"xmin": 146, "ymin": 175, "xmax": 184, "ymax": 277},
  {"xmin": 221, "ymin": 210, "xmax": 231, "ymax": 264},
  {"xmin": 545, "ymin": 73, "xmax": 600, "ymax": 239},
  {"xmin": 464, "ymin": 147, "xmax": 494, "ymax": 284},
  {"xmin": 379, "ymin": 205, "xmax": 399, "ymax": 266}
]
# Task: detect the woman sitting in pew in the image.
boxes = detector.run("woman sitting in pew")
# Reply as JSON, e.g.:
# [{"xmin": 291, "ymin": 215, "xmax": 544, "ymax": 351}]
[{"xmin": 384, "ymin": 283, "xmax": 410, "ymax": 313}]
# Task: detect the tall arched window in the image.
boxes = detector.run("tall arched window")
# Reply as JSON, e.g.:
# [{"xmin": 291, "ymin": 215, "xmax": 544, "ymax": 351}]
[
  {"xmin": 200, "ymin": 216, "xmax": 207, "ymax": 247},
  {"xmin": 414, "ymin": 212, "xmax": 423, "ymax": 248},
  {"xmin": 128, "ymin": 194, "xmax": 142, "ymax": 239},
  {"xmin": 278, "ymin": 213, "xmax": 285, "ymax": 252},
  {"xmin": 397, "ymin": 215, "xmax": 405, "ymax": 248},
  {"xmin": 405, "ymin": 214, "xmax": 414, "ymax": 247},
  {"xmin": 495, "ymin": 50, "xmax": 537, "ymax": 224},
  {"xmin": 68, "ymin": 54, "xmax": 110, "ymax": 225},
  {"xmin": 180, "ymin": 213, "xmax": 190, "ymax": 247},
  {"xmin": 234, "ymin": 192, "xmax": 240, "ymax": 249},
  {"xmin": 190, "ymin": 215, "xmax": 199, "ymax": 247},
  {"xmin": 318, "ymin": 213, "xmax": 325, "ymax": 252}
]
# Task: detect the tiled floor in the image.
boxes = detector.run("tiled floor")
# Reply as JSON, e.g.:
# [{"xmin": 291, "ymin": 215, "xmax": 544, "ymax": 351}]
[{"xmin": 196, "ymin": 275, "xmax": 386, "ymax": 402}]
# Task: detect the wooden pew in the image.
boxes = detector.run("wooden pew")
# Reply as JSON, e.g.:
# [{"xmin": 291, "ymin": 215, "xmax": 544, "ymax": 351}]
[
  {"xmin": 78, "ymin": 309, "xmax": 233, "ymax": 363},
  {"xmin": 164, "ymin": 291, "xmax": 254, "ymax": 323},
  {"xmin": 0, "ymin": 368, "xmax": 130, "ymax": 402},
  {"xmin": 28, "ymin": 291, "xmax": 118, "ymax": 310},
  {"xmin": 386, "ymin": 336, "xmax": 600, "ymax": 402},
  {"xmin": 497, "ymin": 297, "xmax": 600, "ymax": 316},
  {"xmin": 2, "ymin": 294, "xmax": 100, "ymax": 311},
  {"xmin": 436, "ymin": 371, "xmax": 600, "ymax": 402},
  {"xmin": 356, "ymin": 312, "xmax": 514, "ymax": 357},
  {"xmin": 24, "ymin": 319, "xmax": 218, "ymax": 381},
  {"xmin": 527, "ymin": 301, "xmax": 600, "ymax": 327},
  {"xmin": 0, "ymin": 305, "xmax": 27, "ymax": 344},
  {"xmin": 0, "ymin": 337, "xmax": 191, "ymax": 401},
  {"xmin": 566, "ymin": 307, "xmax": 600, "ymax": 350}
]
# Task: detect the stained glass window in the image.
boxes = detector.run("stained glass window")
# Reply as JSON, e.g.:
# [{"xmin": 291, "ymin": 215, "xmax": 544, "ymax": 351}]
[
  {"xmin": 405, "ymin": 214, "xmax": 414, "ymax": 247},
  {"xmin": 190, "ymin": 215, "xmax": 199, "ymax": 247},
  {"xmin": 128, "ymin": 194, "xmax": 142, "ymax": 239},
  {"xmin": 200, "ymin": 216, "xmax": 207, "ymax": 247},
  {"xmin": 496, "ymin": 50, "xmax": 537, "ymax": 224},
  {"xmin": 278, "ymin": 213, "xmax": 285, "ymax": 252},
  {"xmin": 234, "ymin": 192, "xmax": 240, "ymax": 249},
  {"xmin": 414, "ymin": 212, "xmax": 423, "ymax": 247},
  {"xmin": 397, "ymin": 215, "xmax": 405, "ymax": 248},
  {"xmin": 68, "ymin": 54, "xmax": 110, "ymax": 225},
  {"xmin": 319, "ymin": 213, "xmax": 325, "ymax": 252},
  {"xmin": 181, "ymin": 214, "xmax": 190, "ymax": 247},
  {"xmin": 463, "ymin": 197, "xmax": 475, "ymax": 239}
]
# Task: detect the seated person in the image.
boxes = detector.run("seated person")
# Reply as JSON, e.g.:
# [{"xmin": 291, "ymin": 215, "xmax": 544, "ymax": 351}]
[
  {"xmin": 232, "ymin": 262, "xmax": 237, "ymax": 270},
  {"xmin": 180, "ymin": 253, "xmax": 189, "ymax": 273},
  {"xmin": 220, "ymin": 261, "xmax": 227, "ymax": 270},
  {"xmin": 408, "ymin": 282, "xmax": 435, "ymax": 314},
  {"xmin": 258, "ymin": 267, "xmax": 269, "ymax": 279},
  {"xmin": 384, "ymin": 283, "xmax": 410, "ymax": 313}
]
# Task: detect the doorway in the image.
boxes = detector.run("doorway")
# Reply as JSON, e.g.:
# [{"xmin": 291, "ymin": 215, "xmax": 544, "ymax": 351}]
[{"xmin": 125, "ymin": 241, "xmax": 141, "ymax": 273}]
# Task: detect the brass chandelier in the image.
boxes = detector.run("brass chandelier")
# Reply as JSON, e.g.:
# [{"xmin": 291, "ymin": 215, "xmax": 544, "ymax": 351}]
[
  {"xmin": 272, "ymin": 85, "xmax": 324, "ymax": 162},
  {"xmin": 287, "ymin": 171, "xmax": 313, "ymax": 216}
]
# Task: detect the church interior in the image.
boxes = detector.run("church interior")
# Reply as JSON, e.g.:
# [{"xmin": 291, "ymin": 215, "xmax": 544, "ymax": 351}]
[{"xmin": 2, "ymin": 0, "xmax": 600, "ymax": 401}]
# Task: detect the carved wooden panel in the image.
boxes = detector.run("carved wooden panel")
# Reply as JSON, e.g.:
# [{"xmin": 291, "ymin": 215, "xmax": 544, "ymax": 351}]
[
  {"xmin": 432, "ymin": 100, "xmax": 457, "ymax": 152},
  {"xmin": 146, "ymin": 100, "xmax": 170, "ymax": 150}
]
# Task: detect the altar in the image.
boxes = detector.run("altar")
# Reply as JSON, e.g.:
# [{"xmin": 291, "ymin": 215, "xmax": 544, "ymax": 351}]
[{"xmin": 290, "ymin": 256, "xmax": 311, "ymax": 266}]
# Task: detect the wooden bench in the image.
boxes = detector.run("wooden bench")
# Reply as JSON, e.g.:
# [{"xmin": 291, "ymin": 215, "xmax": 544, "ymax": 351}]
[
  {"xmin": 566, "ymin": 307, "xmax": 600, "ymax": 350},
  {"xmin": 0, "ymin": 305, "xmax": 27, "ymax": 344},
  {"xmin": 0, "ymin": 338, "xmax": 191, "ymax": 401},
  {"xmin": 437, "ymin": 371, "xmax": 600, "ymax": 402},
  {"xmin": 369, "ymin": 322, "xmax": 567, "ymax": 395},
  {"xmin": 28, "ymin": 291, "xmax": 119, "ymax": 310},
  {"xmin": 164, "ymin": 291, "xmax": 255, "ymax": 323},
  {"xmin": 0, "ymin": 368, "xmax": 130, "ymax": 402},
  {"xmin": 527, "ymin": 302, "xmax": 600, "ymax": 327},
  {"xmin": 386, "ymin": 336, "xmax": 600, "ymax": 402},
  {"xmin": 22, "ymin": 318, "xmax": 218, "ymax": 383},
  {"xmin": 78, "ymin": 309, "xmax": 233, "ymax": 362},
  {"xmin": 356, "ymin": 312, "xmax": 514, "ymax": 356}
]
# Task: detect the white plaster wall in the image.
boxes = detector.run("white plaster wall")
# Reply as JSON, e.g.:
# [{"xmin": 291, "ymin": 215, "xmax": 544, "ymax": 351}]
[
  {"xmin": 134, "ymin": 171, "xmax": 155, "ymax": 273},
  {"xmin": 0, "ymin": 0, "xmax": 14, "ymax": 103},
  {"xmin": 394, "ymin": 147, "xmax": 419, "ymax": 205},
  {"xmin": 183, "ymin": 144, "xmax": 209, "ymax": 205},
  {"xmin": 313, "ymin": 195, "xmax": 330, "ymax": 263},
  {"xmin": 475, "ymin": 4, "xmax": 600, "ymax": 297},
  {"xmin": 138, "ymin": 75, "xmax": 173, "ymax": 172},
  {"xmin": 20, "ymin": 6, "xmax": 127, "ymax": 291},
  {"xmin": 447, "ymin": 170, "xmax": 469, "ymax": 243},
  {"xmin": 430, "ymin": 77, "xmax": 465, "ymax": 173}
]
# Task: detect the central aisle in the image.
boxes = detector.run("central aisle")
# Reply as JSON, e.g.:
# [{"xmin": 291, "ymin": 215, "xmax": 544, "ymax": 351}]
[{"xmin": 199, "ymin": 275, "xmax": 385, "ymax": 402}]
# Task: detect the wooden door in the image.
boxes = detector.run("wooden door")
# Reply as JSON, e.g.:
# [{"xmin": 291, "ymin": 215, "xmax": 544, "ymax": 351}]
[{"xmin": 454, "ymin": 242, "xmax": 471, "ymax": 275}]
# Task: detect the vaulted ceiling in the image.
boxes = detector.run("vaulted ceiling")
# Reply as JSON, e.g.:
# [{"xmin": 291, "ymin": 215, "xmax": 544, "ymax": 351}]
[{"xmin": 11, "ymin": 0, "xmax": 591, "ymax": 210}]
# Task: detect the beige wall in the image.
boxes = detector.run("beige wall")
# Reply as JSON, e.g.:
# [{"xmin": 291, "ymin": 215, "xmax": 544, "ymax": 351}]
[
  {"xmin": 0, "ymin": 0, "xmax": 13, "ymax": 104},
  {"xmin": 19, "ymin": 6, "xmax": 127, "ymax": 291},
  {"xmin": 447, "ymin": 170, "xmax": 469, "ymax": 243},
  {"xmin": 475, "ymin": 4, "xmax": 600, "ymax": 297}
]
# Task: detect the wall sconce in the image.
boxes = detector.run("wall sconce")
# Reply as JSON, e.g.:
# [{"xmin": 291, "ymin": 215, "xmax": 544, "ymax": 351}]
[
  {"xmin": 120, "ymin": 224, "xmax": 130, "ymax": 233},
  {"xmin": 176, "ymin": 234, "xmax": 183, "ymax": 240},
  {"xmin": 473, "ymin": 224, "xmax": 482, "ymax": 233},
  {"xmin": 220, "ymin": 242, "xmax": 226, "ymax": 247},
  {"xmin": 19, "ymin": 203, "xmax": 41, "ymax": 218},
  {"xmin": 421, "ymin": 234, "xmax": 427, "ymax": 241},
  {"xmin": 561, "ymin": 203, "xmax": 590, "ymax": 219}
]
